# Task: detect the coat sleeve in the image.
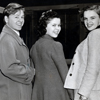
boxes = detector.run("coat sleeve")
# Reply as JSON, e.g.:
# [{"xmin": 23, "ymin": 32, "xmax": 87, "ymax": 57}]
[
  {"xmin": 0, "ymin": 37, "xmax": 34, "ymax": 85},
  {"xmin": 78, "ymin": 30, "xmax": 100, "ymax": 98},
  {"xmin": 51, "ymin": 42, "xmax": 69, "ymax": 83}
]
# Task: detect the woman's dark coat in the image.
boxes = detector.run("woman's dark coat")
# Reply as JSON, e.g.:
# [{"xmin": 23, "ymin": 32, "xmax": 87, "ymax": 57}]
[{"xmin": 30, "ymin": 34, "xmax": 70, "ymax": 100}]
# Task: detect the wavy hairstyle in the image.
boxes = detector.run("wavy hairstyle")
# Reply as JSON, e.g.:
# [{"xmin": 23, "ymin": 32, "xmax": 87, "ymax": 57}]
[
  {"xmin": 79, "ymin": 5, "xmax": 100, "ymax": 22},
  {"xmin": 37, "ymin": 9, "xmax": 60, "ymax": 38},
  {"xmin": 3, "ymin": 3, "xmax": 25, "ymax": 17}
]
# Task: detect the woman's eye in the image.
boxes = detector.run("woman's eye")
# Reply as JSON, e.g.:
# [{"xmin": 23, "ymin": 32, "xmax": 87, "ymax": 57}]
[
  {"xmin": 21, "ymin": 16, "xmax": 24, "ymax": 19},
  {"xmin": 58, "ymin": 24, "xmax": 61, "ymax": 27},
  {"xmin": 21, "ymin": 15, "xmax": 25, "ymax": 18},
  {"xmin": 91, "ymin": 17, "xmax": 95, "ymax": 19},
  {"xmin": 83, "ymin": 17, "xmax": 87, "ymax": 21},
  {"xmin": 15, "ymin": 16, "xmax": 18, "ymax": 18},
  {"xmin": 52, "ymin": 24, "xmax": 56, "ymax": 26}
]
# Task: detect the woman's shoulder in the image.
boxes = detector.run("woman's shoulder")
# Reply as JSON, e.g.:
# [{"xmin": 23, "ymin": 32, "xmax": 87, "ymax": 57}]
[
  {"xmin": 88, "ymin": 28, "xmax": 100, "ymax": 36},
  {"xmin": 87, "ymin": 28, "xmax": 100, "ymax": 42},
  {"xmin": 38, "ymin": 39, "xmax": 63, "ymax": 51},
  {"xmin": 39, "ymin": 37, "xmax": 61, "ymax": 45},
  {"xmin": 53, "ymin": 41, "xmax": 62, "ymax": 47}
]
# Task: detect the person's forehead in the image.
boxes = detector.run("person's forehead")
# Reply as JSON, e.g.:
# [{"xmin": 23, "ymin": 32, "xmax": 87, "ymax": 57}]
[
  {"xmin": 84, "ymin": 10, "xmax": 99, "ymax": 17},
  {"xmin": 12, "ymin": 10, "xmax": 24, "ymax": 15}
]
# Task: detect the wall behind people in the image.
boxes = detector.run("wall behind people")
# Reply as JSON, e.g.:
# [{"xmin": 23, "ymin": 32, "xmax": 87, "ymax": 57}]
[
  {"xmin": 18, "ymin": 8, "xmax": 87, "ymax": 59},
  {"xmin": 22, "ymin": 9, "xmax": 79, "ymax": 58},
  {"xmin": 0, "ymin": 14, "xmax": 4, "ymax": 32}
]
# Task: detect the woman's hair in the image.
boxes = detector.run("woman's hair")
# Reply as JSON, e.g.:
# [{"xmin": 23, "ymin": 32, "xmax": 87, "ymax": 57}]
[
  {"xmin": 79, "ymin": 5, "xmax": 100, "ymax": 22},
  {"xmin": 37, "ymin": 9, "xmax": 60, "ymax": 37},
  {"xmin": 3, "ymin": 3, "xmax": 25, "ymax": 17}
]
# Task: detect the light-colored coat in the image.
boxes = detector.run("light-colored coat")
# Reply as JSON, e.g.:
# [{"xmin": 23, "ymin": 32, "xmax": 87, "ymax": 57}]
[
  {"xmin": 0, "ymin": 25, "xmax": 34, "ymax": 100},
  {"xmin": 64, "ymin": 28, "xmax": 100, "ymax": 99}
]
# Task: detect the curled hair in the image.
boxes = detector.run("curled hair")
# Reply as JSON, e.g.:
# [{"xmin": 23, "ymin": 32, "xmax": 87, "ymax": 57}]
[
  {"xmin": 79, "ymin": 5, "xmax": 100, "ymax": 22},
  {"xmin": 37, "ymin": 9, "xmax": 60, "ymax": 38},
  {"xmin": 3, "ymin": 3, "xmax": 25, "ymax": 16}
]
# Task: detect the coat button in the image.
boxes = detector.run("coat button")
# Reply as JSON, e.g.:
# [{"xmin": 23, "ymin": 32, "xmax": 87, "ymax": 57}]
[{"xmin": 69, "ymin": 73, "xmax": 72, "ymax": 76}]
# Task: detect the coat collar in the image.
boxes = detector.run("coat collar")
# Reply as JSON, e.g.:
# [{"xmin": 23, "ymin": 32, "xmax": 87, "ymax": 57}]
[
  {"xmin": 41, "ymin": 34, "xmax": 54, "ymax": 41},
  {"xmin": 1, "ymin": 25, "xmax": 26, "ymax": 46}
]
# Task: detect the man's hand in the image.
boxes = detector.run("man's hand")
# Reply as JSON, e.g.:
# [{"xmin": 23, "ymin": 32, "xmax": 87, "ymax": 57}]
[{"xmin": 79, "ymin": 95, "xmax": 88, "ymax": 100}]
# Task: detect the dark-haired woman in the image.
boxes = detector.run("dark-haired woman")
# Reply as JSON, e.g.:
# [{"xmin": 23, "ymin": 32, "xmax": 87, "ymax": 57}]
[
  {"xmin": 0, "ymin": 3, "xmax": 35, "ymax": 100},
  {"xmin": 30, "ymin": 10, "xmax": 72, "ymax": 100}
]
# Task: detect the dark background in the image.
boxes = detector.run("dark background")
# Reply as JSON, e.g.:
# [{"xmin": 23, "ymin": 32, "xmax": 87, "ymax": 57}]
[
  {"xmin": 0, "ymin": 0, "xmax": 100, "ymax": 59},
  {"xmin": 0, "ymin": 0, "xmax": 100, "ymax": 7}
]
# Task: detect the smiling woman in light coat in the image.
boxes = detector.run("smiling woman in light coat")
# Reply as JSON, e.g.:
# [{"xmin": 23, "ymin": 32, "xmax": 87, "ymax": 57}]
[{"xmin": 64, "ymin": 5, "xmax": 100, "ymax": 100}]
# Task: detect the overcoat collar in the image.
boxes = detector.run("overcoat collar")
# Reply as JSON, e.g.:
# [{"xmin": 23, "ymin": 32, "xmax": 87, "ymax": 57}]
[
  {"xmin": 1, "ymin": 25, "xmax": 26, "ymax": 46},
  {"xmin": 41, "ymin": 34, "xmax": 54, "ymax": 41}
]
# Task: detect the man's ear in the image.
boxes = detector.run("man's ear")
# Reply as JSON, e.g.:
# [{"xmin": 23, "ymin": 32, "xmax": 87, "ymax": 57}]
[{"xmin": 4, "ymin": 16, "xmax": 8, "ymax": 23}]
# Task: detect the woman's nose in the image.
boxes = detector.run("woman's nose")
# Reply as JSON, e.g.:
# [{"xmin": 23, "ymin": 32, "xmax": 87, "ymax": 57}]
[
  {"xmin": 19, "ymin": 17, "xmax": 24, "ymax": 22},
  {"xmin": 87, "ymin": 19, "xmax": 91, "ymax": 23},
  {"xmin": 56, "ymin": 26, "xmax": 60, "ymax": 29}
]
